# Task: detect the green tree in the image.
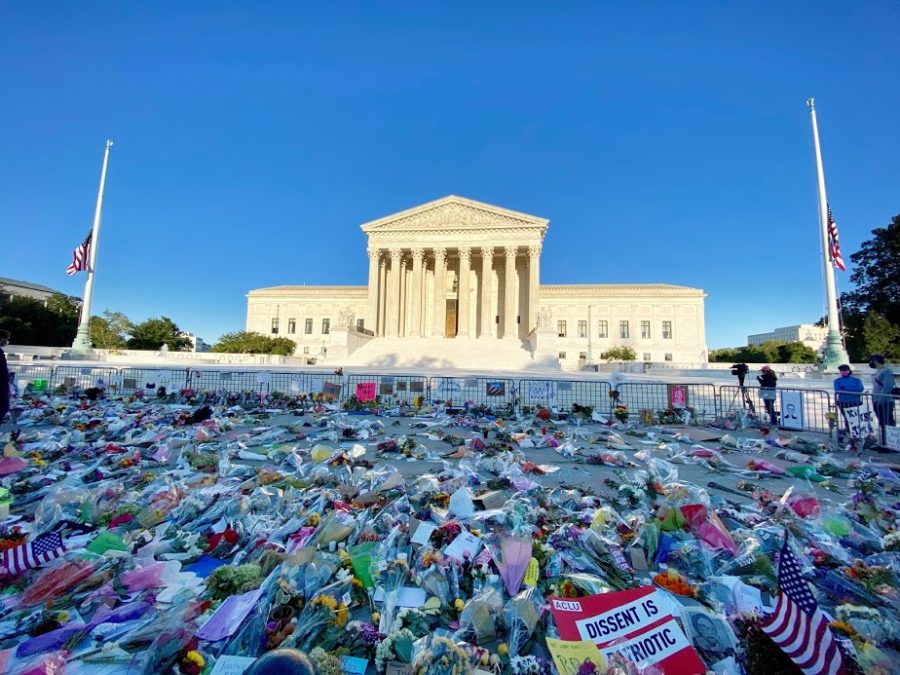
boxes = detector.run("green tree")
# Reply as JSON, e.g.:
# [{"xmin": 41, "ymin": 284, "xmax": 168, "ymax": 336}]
[
  {"xmin": 777, "ymin": 342, "xmax": 817, "ymax": 363},
  {"xmin": 211, "ymin": 331, "xmax": 296, "ymax": 355},
  {"xmin": 127, "ymin": 316, "xmax": 191, "ymax": 351},
  {"xmin": 600, "ymin": 346, "xmax": 637, "ymax": 361},
  {"xmin": 838, "ymin": 214, "xmax": 900, "ymax": 361},
  {"xmin": 0, "ymin": 292, "xmax": 80, "ymax": 346},
  {"xmin": 89, "ymin": 310, "xmax": 133, "ymax": 349},
  {"xmin": 709, "ymin": 341, "xmax": 816, "ymax": 364}
]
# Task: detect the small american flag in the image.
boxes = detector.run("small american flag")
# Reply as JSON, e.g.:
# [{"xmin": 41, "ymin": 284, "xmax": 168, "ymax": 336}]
[
  {"xmin": 0, "ymin": 531, "xmax": 66, "ymax": 577},
  {"xmin": 66, "ymin": 231, "xmax": 92, "ymax": 276},
  {"xmin": 827, "ymin": 206, "xmax": 846, "ymax": 272},
  {"xmin": 762, "ymin": 537, "xmax": 844, "ymax": 675},
  {"xmin": 486, "ymin": 381, "xmax": 505, "ymax": 396}
]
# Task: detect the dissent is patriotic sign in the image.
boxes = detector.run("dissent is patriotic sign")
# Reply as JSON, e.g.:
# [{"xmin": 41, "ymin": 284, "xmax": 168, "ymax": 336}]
[{"xmin": 549, "ymin": 587, "xmax": 706, "ymax": 674}]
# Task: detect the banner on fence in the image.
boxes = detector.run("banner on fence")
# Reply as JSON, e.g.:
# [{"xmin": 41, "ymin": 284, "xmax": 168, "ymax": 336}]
[
  {"xmin": 355, "ymin": 381, "xmax": 376, "ymax": 402},
  {"xmin": 549, "ymin": 587, "xmax": 704, "ymax": 674},
  {"xmin": 486, "ymin": 381, "xmax": 505, "ymax": 397},
  {"xmin": 528, "ymin": 381, "xmax": 557, "ymax": 402},
  {"xmin": 779, "ymin": 390, "xmax": 804, "ymax": 430},
  {"xmin": 322, "ymin": 381, "xmax": 342, "ymax": 399},
  {"xmin": 435, "ymin": 379, "xmax": 461, "ymax": 397},
  {"xmin": 667, "ymin": 385, "xmax": 688, "ymax": 409}
]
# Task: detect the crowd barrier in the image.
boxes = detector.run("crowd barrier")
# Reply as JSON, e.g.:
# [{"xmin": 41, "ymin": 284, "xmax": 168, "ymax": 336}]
[{"xmin": 8, "ymin": 364, "xmax": 900, "ymax": 439}]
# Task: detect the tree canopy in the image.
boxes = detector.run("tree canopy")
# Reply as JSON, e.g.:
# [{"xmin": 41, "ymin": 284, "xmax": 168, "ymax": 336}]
[
  {"xmin": 127, "ymin": 317, "xmax": 192, "ymax": 351},
  {"xmin": 0, "ymin": 292, "xmax": 80, "ymax": 346},
  {"xmin": 600, "ymin": 346, "xmax": 637, "ymax": 361},
  {"xmin": 839, "ymin": 214, "xmax": 900, "ymax": 361},
  {"xmin": 212, "ymin": 331, "xmax": 296, "ymax": 355},
  {"xmin": 709, "ymin": 340, "xmax": 817, "ymax": 364},
  {"xmin": 89, "ymin": 311, "xmax": 133, "ymax": 349}
]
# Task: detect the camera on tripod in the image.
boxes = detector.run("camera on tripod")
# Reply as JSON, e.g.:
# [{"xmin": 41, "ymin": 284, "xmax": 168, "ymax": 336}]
[{"xmin": 731, "ymin": 363, "xmax": 749, "ymax": 387}]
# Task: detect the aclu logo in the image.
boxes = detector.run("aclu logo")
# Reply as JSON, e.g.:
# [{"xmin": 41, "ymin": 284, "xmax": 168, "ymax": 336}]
[{"xmin": 552, "ymin": 599, "xmax": 582, "ymax": 612}]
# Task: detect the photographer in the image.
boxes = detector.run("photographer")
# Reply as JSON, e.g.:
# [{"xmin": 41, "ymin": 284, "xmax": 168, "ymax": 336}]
[{"xmin": 756, "ymin": 365, "xmax": 778, "ymax": 425}]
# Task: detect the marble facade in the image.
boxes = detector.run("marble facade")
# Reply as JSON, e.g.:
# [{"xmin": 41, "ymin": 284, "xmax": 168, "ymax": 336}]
[{"xmin": 246, "ymin": 196, "xmax": 708, "ymax": 367}]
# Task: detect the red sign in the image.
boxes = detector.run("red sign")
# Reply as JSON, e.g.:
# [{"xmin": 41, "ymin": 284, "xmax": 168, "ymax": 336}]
[
  {"xmin": 355, "ymin": 381, "xmax": 376, "ymax": 402},
  {"xmin": 667, "ymin": 385, "xmax": 688, "ymax": 409},
  {"xmin": 549, "ymin": 587, "xmax": 706, "ymax": 674}
]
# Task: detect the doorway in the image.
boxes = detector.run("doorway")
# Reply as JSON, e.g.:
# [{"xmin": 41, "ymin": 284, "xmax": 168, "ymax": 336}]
[{"xmin": 445, "ymin": 299, "xmax": 458, "ymax": 337}]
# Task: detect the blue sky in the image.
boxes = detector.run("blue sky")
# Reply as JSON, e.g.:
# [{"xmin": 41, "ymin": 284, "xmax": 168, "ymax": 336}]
[{"xmin": 1, "ymin": 2, "xmax": 897, "ymax": 349}]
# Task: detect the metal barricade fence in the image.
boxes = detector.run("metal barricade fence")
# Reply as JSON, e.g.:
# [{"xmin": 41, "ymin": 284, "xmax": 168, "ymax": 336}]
[
  {"xmin": 615, "ymin": 383, "xmax": 719, "ymax": 422},
  {"xmin": 429, "ymin": 376, "xmax": 517, "ymax": 410},
  {"xmin": 191, "ymin": 370, "xmax": 266, "ymax": 394},
  {"xmin": 268, "ymin": 372, "xmax": 341, "ymax": 399},
  {"xmin": 8, "ymin": 364, "xmax": 55, "ymax": 394},
  {"xmin": 718, "ymin": 386, "xmax": 833, "ymax": 433},
  {"xmin": 51, "ymin": 365, "xmax": 119, "ymax": 392},
  {"xmin": 518, "ymin": 378, "xmax": 611, "ymax": 413},
  {"xmin": 118, "ymin": 367, "xmax": 191, "ymax": 394},
  {"xmin": 346, "ymin": 374, "xmax": 427, "ymax": 405}
]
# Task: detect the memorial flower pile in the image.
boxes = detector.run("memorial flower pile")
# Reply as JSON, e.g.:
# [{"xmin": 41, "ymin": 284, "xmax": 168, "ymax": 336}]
[{"xmin": 0, "ymin": 383, "xmax": 897, "ymax": 674}]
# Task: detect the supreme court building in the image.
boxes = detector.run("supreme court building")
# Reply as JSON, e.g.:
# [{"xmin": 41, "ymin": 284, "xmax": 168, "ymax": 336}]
[{"xmin": 246, "ymin": 196, "xmax": 708, "ymax": 369}]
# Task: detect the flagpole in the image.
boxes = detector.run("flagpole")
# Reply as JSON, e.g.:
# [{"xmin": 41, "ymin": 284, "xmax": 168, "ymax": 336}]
[
  {"xmin": 71, "ymin": 139, "xmax": 113, "ymax": 353},
  {"xmin": 806, "ymin": 99, "xmax": 848, "ymax": 370}
]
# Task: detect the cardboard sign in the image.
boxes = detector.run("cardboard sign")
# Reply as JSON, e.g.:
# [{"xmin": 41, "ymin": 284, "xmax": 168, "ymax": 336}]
[
  {"xmin": 529, "ymin": 380, "xmax": 557, "ymax": 402},
  {"xmin": 523, "ymin": 557, "xmax": 540, "ymax": 587},
  {"xmin": 886, "ymin": 426, "xmax": 900, "ymax": 451},
  {"xmin": 341, "ymin": 656, "xmax": 368, "ymax": 674},
  {"xmin": 385, "ymin": 661, "xmax": 413, "ymax": 675},
  {"xmin": 776, "ymin": 390, "xmax": 803, "ymax": 430},
  {"xmin": 355, "ymin": 382, "xmax": 376, "ymax": 402},
  {"xmin": 209, "ymin": 655, "xmax": 256, "ymax": 675},
  {"xmin": 546, "ymin": 638, "xmax": 607, "ymax": 675},
  {"xmin": 323, "ymin": 381, "xmax": 342, "ymax": 399},
  {"xmin": 549, "ymin": 587, "xmax": 705, "ymax": 674},
  {"xmin": 842, "ymin": 405, "xmax": 874, "ymax": 439},
  {"xmin": 443, "ymin": 531, "xmax": 482, "ymax": 561},
  {"xmin": 667, "ymin": 385, "xmax": 688, "ymax": 409}
]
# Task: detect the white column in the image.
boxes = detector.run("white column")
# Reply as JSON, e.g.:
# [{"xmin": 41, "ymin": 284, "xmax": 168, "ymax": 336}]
[
  {"xmin": 457, "ymin": 247, "xmax": 472, "ymax": 337},
  {"xmin": 386, "ymin": 249, "xmax": 402, "ymax": 337},
  {"xmin": 432, "ymin": 248, "xmax": 446, "ymax": 337},
  {"xmin": 399, "ymin": 258, "xmax": 408, "ymax": 336},
  {"xmin": 410, "ymin": 248, "xmax": 424, "ymax": 337},
  {"xmin": 503, "ymin": 245, "xmax": 518, "ymax": 340},
  {"xmin": 479, "ymin": 247, "xmax": 494, "ymax": 338},
  {"xmin": 527, "ymin": 244, "xmax": 541, "ymax": 334},
  {"xmin": 378, "ymin": 258, "xmax": 387, "ymax": 336},
  {"xmin": 366, "ymin": 247, "xmax": 380, "ymax": 334}
]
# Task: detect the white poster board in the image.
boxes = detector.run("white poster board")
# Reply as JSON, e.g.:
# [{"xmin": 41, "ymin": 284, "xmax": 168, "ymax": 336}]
[
  {"xmin": 529, "ymin": 380, "xmax": 557, "ymax": 403},
  {"xmin": 778, "ymin": 390, "xmax": 804, "ymax": 430},
  {"xmin": 885, "ymin": 426, "xmax": 900, "ymax": 451},
  {"xmin": 842, "ymin": 405, "xmax": 874, "ymax": 439}
]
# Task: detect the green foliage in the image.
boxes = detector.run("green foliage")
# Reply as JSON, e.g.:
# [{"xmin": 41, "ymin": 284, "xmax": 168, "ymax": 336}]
[
  {"xmin": 212, "ymin": 331, "xmax": 297, "ymax": 355},
  {"xmin": 600, "ymin": 346, "xmax": 637, "ymax": 361},
  {"xmin": 838, "ymin": 214, "xmax": 900, "ymax": 361},
  {"xmin": 709, "ymin": 340, "xmax": 816, "ymax": 364},
  {"xmin": 127, "ymin": 316, "xmax": 191, "ymax": 351},
  {"xmin": 0, "ymin": 292, "xmax": 80, "ymax": 346},
  {"xmin": 89, "ymin": 310, "xmax": 133, "ymax": 349}
]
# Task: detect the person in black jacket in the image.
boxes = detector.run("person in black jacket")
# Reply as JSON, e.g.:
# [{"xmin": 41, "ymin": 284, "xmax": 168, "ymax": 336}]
[
  {"xmin": 756, "ymin": 365, "xmax": 778, "ymax": 426},
  {"xmin": 0, "ymin": 330, "xmax": 10, "ymax": 427}
]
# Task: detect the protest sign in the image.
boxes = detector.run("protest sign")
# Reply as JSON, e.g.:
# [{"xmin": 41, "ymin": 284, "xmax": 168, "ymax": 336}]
[
  {"xmin": 529, "ymin": 380, "xmax": 557, "ymax": 402},
  {"xmin": 355, "ymin": 381, "xmax": 376, "ymax": 402},
  {"xmin": 546, "ymin": 638, "xmax": 606, "ymax": 674},
  {"xmin": 842, "ymin": 404, "xmax": 874, "ymax": 439},
  {"xmin": 255, "ymin": 372, "xmax": 271, "ymax": 385},
  {"xmin": 322, "ymin": 381, "xmax": 342, "ymax": 399},
  {"xmin": 435, "ymin": 378, "xmax": 462, "ymax": 396},
  {"xmin": 886, "ymin": 426, "xmax": 900, "ymax": 451},
  {"xmin": 779, "ymin": 390, "xmax": 804, "ymax": 430},
  {"xmin": 549, "ymin": 587, "xmax": 705, "ymax": 674}
]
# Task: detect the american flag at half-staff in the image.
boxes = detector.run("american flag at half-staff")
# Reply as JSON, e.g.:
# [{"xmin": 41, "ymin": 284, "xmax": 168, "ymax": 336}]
[
  {"xmin": 0, "ymin": 530, "xmax": 66, "ymax": 577},
  {"xmin": 762, "ymin": 537, "xmax": 844, "ymax": 675},
  {"xmin": 66, "ymin": 230, "xmax": 93, "ymax": 276},
  {"xmin": 826, "ymin": 206, "xmax": 846, "ymax": 272}
]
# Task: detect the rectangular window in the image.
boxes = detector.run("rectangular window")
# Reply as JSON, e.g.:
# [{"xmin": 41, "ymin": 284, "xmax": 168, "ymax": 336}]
[
  {"xmin": 643, "ymin": 353, "xmax": 652, "ymax": 361},
  {"xmin": 662, "ymin": 321, "xmax": 673, "ymax": 339},
  {"xmin": 578, "ymin": 320, "xmax": 587, "ymax": 338},
  {"xmin": 665, "ymin": 353, "xmax": 673, "ymax": 362},
  {"xmin": 287, "ymin": 319, "xmax": 296, "ymax": 334},
  {"xmin": 303, "ymin": 346, "xmax": 310, "ymax": 354},
  {"xmin": 641, "ymin": 320, "xmax": 651, "ymax": 339},
  {"xmin": 557, "ymin": 320, "xmax": 567, "ymax": 338},
  {"xmin": 579, "ymin": 352, "xmax": 587, "ymax": 361},
  {"xmin": 619, "ymin": 320, "xmax": 629, "ymax": 339},
  {"xmin": 321, "ymin": 318, "xmax": 330, "ymax": 335},
  {"xmin": 598, "ymin": 320, "xmax": 608, "ymax": 338},
  {"xmin": 271, "ymin": 318, "xmax": 279, "ymax": 334},
  {"xmin": 356, "ymin": 318, "xmax": 365, "ymax": 331},
  {"xmin": 304, "ymin": 318, "xmax": 313, "ymax": 335},
  {"xmin": 558, "ymin": 351, "xmax": 567, "ymax": 359}
]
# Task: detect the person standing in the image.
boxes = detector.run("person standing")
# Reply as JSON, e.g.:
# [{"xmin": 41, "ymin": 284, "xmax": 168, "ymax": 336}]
[
  {"xmin": 870, "ymin": 354, "xmax": 896, "ymax": 446},
  {"xmin": 756, "ymin": 365, "xmax": 778, "ymax": 426},
  {"xmin": 0, "ymin": 330, "xmax": 10, "ymax": 427},
  {"xmin": 834, "ymin": 364, "xmax": 864, "ymax": 440}
]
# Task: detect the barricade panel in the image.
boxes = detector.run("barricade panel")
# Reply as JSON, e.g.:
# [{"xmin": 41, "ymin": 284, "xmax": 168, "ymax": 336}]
[
  {"xmin": 51, "ymin": 366, "xmax": 119, "ymax": 393},
  {"xmin": 7, "ymin": 364, "xmax": 55, "ymax": 394},
  {"xmin": 430, "ymin": 376, "xmax": 516, "ymax": 410},
  {"xmin": 615, "ymin": 383, "xmax": 718, "ymax": 422},
  {"xmin": 718, "ymin": 386, "xmax": 833, "ymax": 433},
  {"xmin": 346, "ymin": 374, "xmax": 427, "ymax": 405},
  {"xmin": 118, "ymin": 367, "xmax": 191, "ymax": 394},
  {"xmin": 518, "ymin": 378, "xmax": 611, "ymax": 413}
]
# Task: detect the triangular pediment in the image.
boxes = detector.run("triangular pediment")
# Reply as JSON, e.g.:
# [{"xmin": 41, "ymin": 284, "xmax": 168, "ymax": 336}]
[{"xmin": 360, "ymin": 195, "xmax": 549, "ymax": 234}]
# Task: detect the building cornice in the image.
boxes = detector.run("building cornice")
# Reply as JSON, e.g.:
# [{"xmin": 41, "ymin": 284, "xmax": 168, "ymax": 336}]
[
  {"xmin": 540, "ymin": 284, "xmax": 705, "ymax": 298},
  {"xmin": 248, "ymin": 285, "xmax": 368, "ymax": 298}
]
